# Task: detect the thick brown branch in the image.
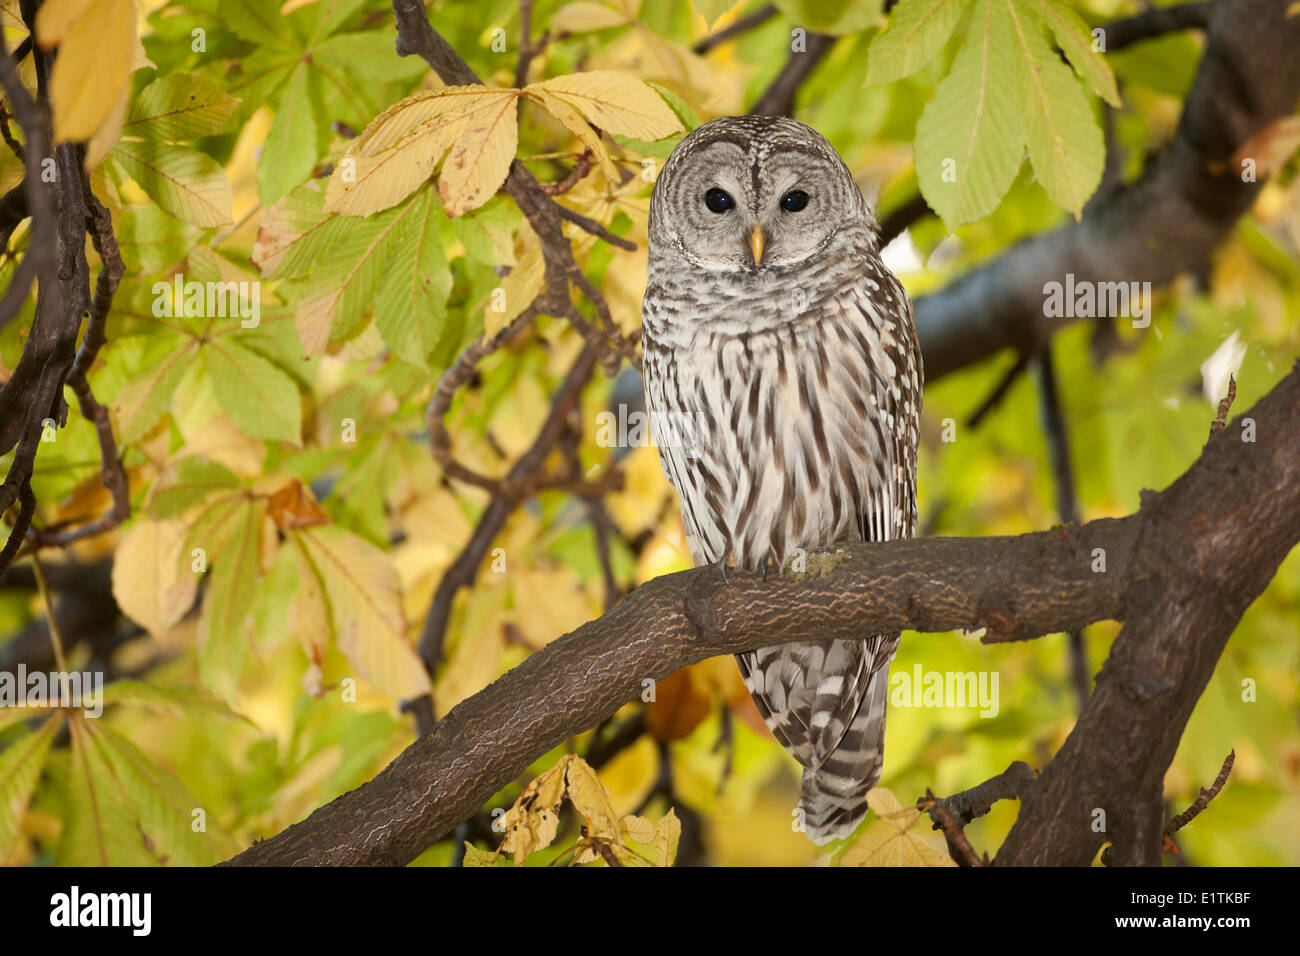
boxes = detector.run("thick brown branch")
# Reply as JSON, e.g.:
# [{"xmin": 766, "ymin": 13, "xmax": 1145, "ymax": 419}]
[
  {"xmin": 994, "ymin": 369, "xmax": 1300, "ymax": 865},
  {"xmin": 750, "ymin": 32, "xmax": 836, "ymax": 117},
  {"xmin": 915, "ymin": 0, "xmax": 1300, "ymax": 383},
  {"xmin": 225, "ymin": 365, "xmax": 1300, "ymax": 866},
  {"xmin": 1103, "ymin": 1, "xmax": 1213, "ymax": 51}
]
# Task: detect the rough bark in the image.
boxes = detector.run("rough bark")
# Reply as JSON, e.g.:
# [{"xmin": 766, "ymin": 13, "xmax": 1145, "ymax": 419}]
[
  {"xmin": 915, "ymin": 0, "xmax": 1300, "ymax": 381},
  {"xmin": 225, "ymin": 366, "xmax": 1300, "ymax": 865}
]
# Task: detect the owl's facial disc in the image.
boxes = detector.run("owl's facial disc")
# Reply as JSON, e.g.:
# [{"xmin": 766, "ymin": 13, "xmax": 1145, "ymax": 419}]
[{"xmin": 659, "ymin": 138, "xmax": 852, "ymax": 274}]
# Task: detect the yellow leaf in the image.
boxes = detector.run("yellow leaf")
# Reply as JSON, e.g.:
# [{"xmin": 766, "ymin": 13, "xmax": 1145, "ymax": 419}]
[
  {"xmin": 866, "ymin": 786, "xmax": 916, "ymax": 830},
  {"xmin": 33, "ymin": 0, "xmax": 94, "ymax": 38},
  {"xmin": 508, "ymin": 562, "xmax": 597, "ymax": 650},
  {"xmin": 836, "ymin": 825, "xmax": 956, "ymax": 867},
  {"xmin": 649, "ymin": 807, "xmax": 681, "ymax": 866},
  {"xmin": 326, "ymin": 110, "xmax": 474, "ymax": 216},
  {"xmin": 111, "ymin": 516, "xmax": 196, "ymax": 638},
  {"xmin": 84, "ymin": 82, "xmax": 128, "ymax": 170},
  {"xmin": 290, "ymin": 543, "xmax": 329, "ymax": 673},
  {"xmin": 564, "ymin": 755, "xmax": 621, "ymax": 842},
  {"xmin": 438, "ymin": 90, "xmax": 520, "ymax": 217},
  {"xmin": 525, "ymin": 71, "xmax": 682, "ymax": 141},
  {"xmin": 594, "ymin": 27, "xmax": 741, "ymax": 115},
  {"xmin": 836, "ymin": 787, "xmax": 957, "ymax": 867},
  {"xmin": 353, "ymin": 88, "xmax": 499, "ymax": 156},
  {"xmin": 327, "ymin": 88, "xmax": 518, "ymax": 216},
  {"xmin": 461, "ymin": 842, "xmax": 507, "ymax": 866},
  {"xmin": 483, "ymin": 220, "xmax": 545, "ymax": 338},
  {"xmin": 498, "ymin": 760, "xmax": 568, "ymax": 865},
  {"xmin": 619, "ymin": 813, "xmax": 657, "ymax": 844},
  {"xmin": 526, "ymin": 88, "xmax": 619, "ymax": 182},
  {"xmin": 550, "ymin": 1, "xmax": 631, "ymax": 32},
  {"xmin": 38, "ymin": 0, "xmax": 137, "ymax": 142},
  {"xmin": 433, "ymin": 581, "xmax": 507, "ymax": 715},
  {"xmin": 292, "ymin": 526, "xmax": 432, "ymax": 700}
]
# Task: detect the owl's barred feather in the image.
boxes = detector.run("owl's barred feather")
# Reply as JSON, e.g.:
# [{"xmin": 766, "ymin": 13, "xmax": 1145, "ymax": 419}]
[{"xmin": 642, "ymin": 116, "xmax": 922, "ymax": 844}]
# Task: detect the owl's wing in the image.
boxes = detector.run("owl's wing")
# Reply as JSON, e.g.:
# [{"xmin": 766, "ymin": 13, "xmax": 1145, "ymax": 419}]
[{"xmin": 641, "ymin": 337, "xmax": 725, "ymax": 566}]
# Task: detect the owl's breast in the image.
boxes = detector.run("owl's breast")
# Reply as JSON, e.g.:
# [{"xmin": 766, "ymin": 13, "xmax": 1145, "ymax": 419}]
[{"xmin": 642, "ymin": 281, "xmax": 918, "ymax": 571}]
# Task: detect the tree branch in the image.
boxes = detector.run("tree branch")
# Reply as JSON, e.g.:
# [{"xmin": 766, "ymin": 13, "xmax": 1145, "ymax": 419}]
[
  {"xmin": 225, "ymin": 365, "xmax": 1300, "ymax": 865},
  {"xmin": 750, "ymin": 32, "xmax": 836, "ymax": 117},
  {"xmin": 915, "ymin": 0, "xmax": 1300, "ymax": 383}
]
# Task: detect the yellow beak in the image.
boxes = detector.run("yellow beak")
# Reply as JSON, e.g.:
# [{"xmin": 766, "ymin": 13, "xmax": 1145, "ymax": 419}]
[{"xmin": 749, "ymin": 225, "xmax": 766, "ymax": 266}]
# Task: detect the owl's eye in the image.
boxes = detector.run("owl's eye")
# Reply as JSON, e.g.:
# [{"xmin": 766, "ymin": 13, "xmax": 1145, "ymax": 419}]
[
  {"xmin": 780, "ymin": 190, "xmax": 810, "ymax": 212},
  {"xmin": 704, "ymin": 188, "xmax": 735, "ymax": 213}
]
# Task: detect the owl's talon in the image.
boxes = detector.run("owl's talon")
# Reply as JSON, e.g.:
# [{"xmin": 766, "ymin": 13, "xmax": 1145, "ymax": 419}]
[{"xmin": 716, "ymin": 557, "xmax": 730, "ymax": 584}]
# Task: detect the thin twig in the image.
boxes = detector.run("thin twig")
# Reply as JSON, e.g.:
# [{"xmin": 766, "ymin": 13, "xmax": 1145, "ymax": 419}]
[
  {"xmin": 1034, "ymin": 347, "xmax": 1090, "ymax": 711},
  {"xmin": 555, "ymin": 201, "xmax": 636, "ymax": 251},
  {"xmin": 921, "ymin": 788, "xmax": 984, "ymax": 867},
  {"xmin": 1165, "ymin": 750, "xmax": 1234, "ymax": 837},
  {"xmin": 1102, "ymin": 1, "xmax": 1214, "ymax": 51},
  {"xmin": 1209, "ymin": 373, "xmax": 1237, "ymax": 438},
  {"xmin": 30, "ymin": 554, "xmax": 68, "ymax": 673},
  {"xmin": 878, "ymin": 193, "xmax": 930, "ymax": 247},
  {"xmin": 692, "ymin": 4, "xmax": 777, "ymax": 55},
  {"xmin": 966, "ymin": 351, "xmax": 1032, "ymax": 429},
  {"xmin": 925, "ymin": 761, "xmax": 1036, "ymax": 831}
]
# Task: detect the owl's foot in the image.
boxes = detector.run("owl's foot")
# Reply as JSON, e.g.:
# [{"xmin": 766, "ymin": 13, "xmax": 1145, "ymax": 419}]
[{"xmin": 715, "ymin": 557, "xmax": 730, "ymax": 584}]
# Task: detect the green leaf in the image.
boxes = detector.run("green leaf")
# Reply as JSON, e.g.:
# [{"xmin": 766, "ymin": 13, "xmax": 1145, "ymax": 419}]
[
  {"xmin": 146, "ymin": 458, "xmax": 242, "ymax": 519},
  {"xmin": 1107, "ymin": 31, "xmax": 1200, "ymax": 97},
  {"xmin": 251, "ymin": 185, "xmax": 349, "ymax": 280},
  {"xmin": 649, "ymin": 82, "xmax": 700, "ymax": 131},
  {"xmin": 88, "ymin": 722, "xmax": 235, "ymax": 865},
  {"xmin": 99, "ymin": 680, "xmax": 253, "ymax": 724},
  {"xmin": 450, "ymin": 198, "xmax": 519, "ymax": 267},
  {"xmin": 291, "ymin": 526, "xmax": 433, "ymax": 700},
  {"xmin": 312, "ymin": 30, "xmax": 431, "ymax": 85},
  {"xmin": 125, "ymin": 72, "xmax": 241, "ymax": 141},
  {"xmin": 196, "ymin": 499, "xmax": 268, "ymax": 702},
  {"xmin": 111, "ymin": 140, "xmax": 234, "ymax": 227},
  {"xmin": 258, "ymin": 62, "xmax": 323, "ymax": 207},
  {"xmin": 295, "ymin": 0, "xmax": 368, "ymax": 43},
  {"xmin": 61, "ymin": 716, "xmax": 153, "ymax": 865},
  {"xmin": 866, "ymin": 0, "xmax": 971, "ymax": 85},
  {"xmin": 219, "ymin": 0, "xmax": 298, "ymax": 50},
  {"xmin": 374, "ymin": 188, "xmax": 452, "ymax": 367},
  {"xmin": 1025, "ymin": 0, "xmax": 1120, "ymax": 107},
  {"xmin": 914, "ymin": 0, "xmax": 1025, "ymax": 227},
  {"xmin": 1006, "ymin": 0, "xmax": 1103, "ymax": 218},
  {"xmin": 0, "ymin": 717, "xmax": 60, "ymax": 855},
  {"xmin": 118, "ymin": 205, "xmax": 197, "ymax": 274},
  {"xmin": 203, "ymin": 338, "xmax": 303, "ymax": 443},
  {"xmin": 112, "ymin": 332, "xmax": 198, "ymax": 444},
  {"xmin": 295, "ymin": 203, "xmax": 411, "ymax": 352}
]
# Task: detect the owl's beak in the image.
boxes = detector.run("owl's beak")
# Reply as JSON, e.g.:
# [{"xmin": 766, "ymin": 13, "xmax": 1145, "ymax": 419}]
[{"xmin": 748, "ymin": 225, "xmax": 766, "ymax": 266}]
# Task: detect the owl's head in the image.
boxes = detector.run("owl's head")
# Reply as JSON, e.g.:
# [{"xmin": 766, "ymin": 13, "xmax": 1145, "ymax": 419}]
[{"xmin": 648, "ymin": 115, "xmax": 873, "ymax": 274}]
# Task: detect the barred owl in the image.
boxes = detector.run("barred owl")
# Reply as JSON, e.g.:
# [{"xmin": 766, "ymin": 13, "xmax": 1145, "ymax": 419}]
[{"xmin": 641, "ymin": 115, "xmax": 923, "ymax": 844}]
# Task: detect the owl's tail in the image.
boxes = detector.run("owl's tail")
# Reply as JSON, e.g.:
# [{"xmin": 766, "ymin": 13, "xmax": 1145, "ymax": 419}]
[{"xmin": 798, "ymin": 663, "xmax": 891, "ymax": 845}]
